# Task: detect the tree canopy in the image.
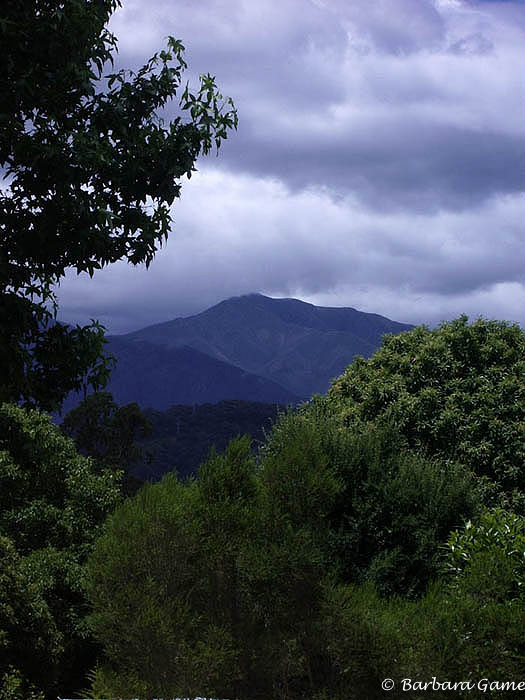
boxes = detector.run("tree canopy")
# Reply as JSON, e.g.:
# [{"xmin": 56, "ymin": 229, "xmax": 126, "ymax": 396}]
[
  {"xmin": 0, "ymin": 403, "xmax": 121, "ymax": 697},
  {"xmin": 1, "ymin": 0, "xmax": 237, "ymax": 411},
  {"xmin": 61, "ymin": 392, "xmax": 150, "ymax": 469},
  {"xmin": 86, "ymin": 418, "xmax": 482, "ymax": 697},
  {"xmin": 85, "ymin": 317, "xmax": 525, "ymax": 698},
  {"xmin": 327, "ymin": 316, "xmax": 525, "ymax": 506}
]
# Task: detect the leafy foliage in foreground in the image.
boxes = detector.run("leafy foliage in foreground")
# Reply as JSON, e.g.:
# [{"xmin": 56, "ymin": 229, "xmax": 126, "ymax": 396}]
[
  {"xmin": 5, "ymin": 317, "xmax": 524, "ymax": 698},
  {"xmin": 445, "ymin": 507, "xmax": 525, "ymax": 603},
  {"xmin": 87, "ymin": 422, "xmax": 482, "ymax": 698},
  {"xmin": 87, "ymin": 438, "xmax": 259, "ymax": 699},
  {"xmin": 86, "ymin": 317, "xmax": 525, "ymax": 699},
  {"xmin": 260, "ymin": 408, "xmax": 479, "ymax": 596},
  {"xmin": 0, "ymin": 537, "xmax": 55, "ymax": 700},
  {"xmin": 0, "ymin": 404, "xmax": 120, "ymax": 697},
  {"xmin": 1, "ymin": 0, "xmax": 237, "ymax": 411}
]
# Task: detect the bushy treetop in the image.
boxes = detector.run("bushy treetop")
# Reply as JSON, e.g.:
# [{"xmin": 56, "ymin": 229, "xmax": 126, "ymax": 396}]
[
  {"xmin": 0, "ymin": 403, "xmax": 120, "ymax": 556},
  {"xmin": 0, "ymin": 402, "xmax": 121, "ymax": 696},
  {"xmin": 328, "ymin": 316, "xmax": 525, "ymax": 498}
]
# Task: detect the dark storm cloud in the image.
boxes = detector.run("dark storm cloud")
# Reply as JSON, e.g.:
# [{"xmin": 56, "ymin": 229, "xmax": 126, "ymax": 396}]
[
  {"xmin": 57, "ymin": 0, "xmax": 525, "ymax": 332},
  {"xmin": 58, "ymin": 166, "xmax": 525, "ymax": 332},
  {"xmin": 107, "ymin": 0, "xmax": 525, "ymax": 211},
  {"xmin": 220, "ymin": 121, "xmax": 525, "ymax": 212}
]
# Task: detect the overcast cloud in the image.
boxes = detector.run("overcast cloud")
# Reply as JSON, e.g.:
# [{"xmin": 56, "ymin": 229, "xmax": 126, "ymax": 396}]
[{"xmin": 57, "ymin": 0, "xmax": 525, "ymax": 332}]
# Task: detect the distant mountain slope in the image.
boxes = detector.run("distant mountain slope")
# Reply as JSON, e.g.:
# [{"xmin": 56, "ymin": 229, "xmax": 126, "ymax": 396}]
[
  {"xmin": 60, "ymin": 338, "xmax": 299, "ymax": 414},
  {"xmin": 120, "ymin": 293, "xmax": 414, "ymax": 397},
  {"xmin": 101, "ymin": 337, "xmax": 299, "ymax": 409}
]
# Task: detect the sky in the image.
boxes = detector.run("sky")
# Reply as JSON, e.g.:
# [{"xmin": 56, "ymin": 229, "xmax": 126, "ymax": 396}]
[{"xmin": 57, "ymin": 0, "xmax": 525, "ymax": 333}]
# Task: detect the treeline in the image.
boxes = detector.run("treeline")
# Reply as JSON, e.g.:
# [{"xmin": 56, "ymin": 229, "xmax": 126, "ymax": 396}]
[
  {"xmin": 2, "ymin": 317, "xmax": 524, "ymax": 699},
  {"xmin": 58, "ymin": 395, "xmax": 284, "ymax": 485},
  {"xmin": 137, "ymin": 400, "xmax": 284, "ymax": 480}
]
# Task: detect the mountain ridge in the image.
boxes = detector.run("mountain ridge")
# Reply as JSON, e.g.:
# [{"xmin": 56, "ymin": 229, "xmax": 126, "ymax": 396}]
[
  {"xmin": 100, "ymin": 337, "xmax": 299, "ymax": 410},
  {"xmin": 117, "ymin": 293, "xmax": 413, "ymax": 398}
]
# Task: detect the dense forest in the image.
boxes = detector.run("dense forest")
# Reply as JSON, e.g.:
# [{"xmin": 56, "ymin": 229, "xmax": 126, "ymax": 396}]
[
  {"xmin": 137, "ymin": 400, "xmax": 284, "ymax": 481},
  {"xmin": 59, "ymin": 396, "xmax": 284, "ymax": 483},
  {"xmin": 1, "ymin": 2, "xmax": 525, "ymax": 700},
  {"xmin": 3, "ymin": 319, "xmax": 525, "ymax": 699}
]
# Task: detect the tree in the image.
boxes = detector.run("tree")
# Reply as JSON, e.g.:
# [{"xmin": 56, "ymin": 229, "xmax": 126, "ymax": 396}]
[
  {"xmin": 1, "ymin": 0, "xmax": 237, "ymax": 411},
  {"xmin": 87, "ymin": 435, "xmax": 333, "ymax": 699},
  {"xmin": 258, "ymin": 406, "xmax": 479, "ymax": 597},
  {"xmin": 86, "ymin": 438, "xmax": 257, "ymax": 699},
  {"xmin": 0, "ymin": 536, "xmax": 57, "ymax": 700},
  {"xmin": 60, "ymin": 391, "xmax": 152, "ymax": 493},
  {"xmin": 0, "ymin": 403, "xmax": 121, "ymax": 697},
  {"xmin": 60, "ymin": 392, "xmax": 151, "ymax": 470},
  {"xmin": 327, "ymin": 317, "xmax": 525, "ymax": 506}
]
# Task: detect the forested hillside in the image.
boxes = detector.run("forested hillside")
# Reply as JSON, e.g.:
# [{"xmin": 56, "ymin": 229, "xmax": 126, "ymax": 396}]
[{"xmin": 135, "ymin": 400, "xmax": 284, "ymax": 481}]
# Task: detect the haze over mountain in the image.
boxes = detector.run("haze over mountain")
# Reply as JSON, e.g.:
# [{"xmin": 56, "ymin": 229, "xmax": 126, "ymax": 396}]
[{"xmin": 107, "ymin": 293, "xmax": 413, "ymax": 406}]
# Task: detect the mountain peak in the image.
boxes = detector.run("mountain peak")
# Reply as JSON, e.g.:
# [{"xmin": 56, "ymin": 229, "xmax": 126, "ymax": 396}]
[{"xmin": 122, "ymin": 294, "xmax": 413, "ymax": 398}]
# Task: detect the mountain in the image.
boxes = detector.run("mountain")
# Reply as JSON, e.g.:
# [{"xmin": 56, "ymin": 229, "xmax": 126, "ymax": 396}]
[
  {"xmin": 118, "ymin": 293, "xmax": 413, "ymax": 399},
  {"xmin": 96, "ymin": 337, "xmax": 299, "ymax": 410}
]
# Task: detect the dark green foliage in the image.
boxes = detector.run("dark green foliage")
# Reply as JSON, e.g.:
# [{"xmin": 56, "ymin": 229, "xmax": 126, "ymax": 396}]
[
  {"xmin": 1, "ymin": 0, "xmax": 237, "ymax": 411},
  {"xmin": 61, "ymin": 391, "xmax": 151, "ymax": 494},
  {"xmin": 329, "ymin": 317, "xmax": 525, "ymax": 500},
  {"xmin": 87, "ymin": 415, "xmax": 481, "ymax": 697},
  {"xmin": 87, "ymin": 435, "xmax": 333, "ymax": 699},
  {"xmin": 259, "ymin": 406, "xmax": 479, "ymax": 596},
  {"xmin": 445, "ymin": 507, "xmax": 525, "ymax": 602},
  {"xmin": 61, "ymin": 392, "xmax": 152, "ymax": 471},
  {"xmin": 328, "ymin": 423, "xmax": 479, "ymax": 596},
  {"xmin": 394, "ymin": 513, "xmax": 525, "ymax": 697},
  {"xmin": 318, "ymin": 582, "xmax": 406, "ymax": 700},
  {"xmin": 0, "ymin": 404, "xmax": 119, "ymax": 556},
  {"xmin": 0, "ymin": 537, "xmax": 57, "ymax": 700},
  {"xmin": 316, "ymin": 512, "xmax": 525, "ymax": 700},
  {"xmin": 136, "ymin": 400, "xmax": 283, "ymax": 480},
  {"xmin": 85, "ymin": 317, "xmax": 524, "ymax": 698},
  {"xmin": 86, "ymin": 438, "xmax": 256, "ymax": 699},
  {"xmin": 0, "ymin": 667, "xmax": 44, "ymax": 700},
  {"xmin": 318, "ymin": 508, "xmax": 525, "ymax": 698},
  {"xmin": 0, "ymin": 404, "xmax": 120, "ymax": 697},
  {"xmin": 320, "ymin": 577, "xmax": 525, "ymax": 700},
  {"xmin": 259, "ymin": 406, "xmax": 343, "ymax": 528}
]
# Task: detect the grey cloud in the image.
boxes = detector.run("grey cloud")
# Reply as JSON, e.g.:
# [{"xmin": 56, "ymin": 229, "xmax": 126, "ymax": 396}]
[
  {"xmin": 56, "ymin": 0, "xmax": 525, "ymax": 335},
  {"xmin": 220, "ymin": 122, "xmax": 525, "ymax": 212},
  {"xmin": 448, "ymin": 32, "xmax": 494, "ymax": 54},
  {"xmin": 338, "ymin": 0, "xmax": 446, "ymax": 55},
  {"xmin": 58, "ymin": 168, "xmax": 525, "ymax": 333},
  {"xmin": 108, "ymin": 0, "xmax": 525, "ymax": 211}
]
